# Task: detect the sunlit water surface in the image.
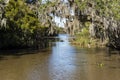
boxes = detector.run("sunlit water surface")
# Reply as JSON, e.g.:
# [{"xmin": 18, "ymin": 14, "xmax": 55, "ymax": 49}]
[{"xmin": 0, "ymin": 34, "xmax": 120, "ymax": 80}]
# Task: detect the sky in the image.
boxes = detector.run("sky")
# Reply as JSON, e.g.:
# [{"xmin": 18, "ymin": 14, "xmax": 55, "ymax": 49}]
[
  {"xmin": 41, "ymin": 0, "xmax": 74, "ymax": 27},
  {"xmin": 53, "ymin": 16, "xmax": 66, "ymax": 27},
  {"xmin": 53, "ymin": 9, "xmax": 74, "ymax": 27}
]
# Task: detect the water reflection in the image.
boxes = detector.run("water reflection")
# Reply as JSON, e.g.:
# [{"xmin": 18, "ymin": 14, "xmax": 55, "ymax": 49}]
[
  {"xmin": 0, "ymin": 34, "xmax": 120, "ymax": 80},
  {"xmin": 48, "ymin": 34, "xmax": 77, "ymax": 80}
]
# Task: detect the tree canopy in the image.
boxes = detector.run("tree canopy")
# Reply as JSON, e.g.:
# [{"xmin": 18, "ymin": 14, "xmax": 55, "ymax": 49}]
[{"xmin": 0, "ymin": 0, "xmax": 120, "ymax": 49}]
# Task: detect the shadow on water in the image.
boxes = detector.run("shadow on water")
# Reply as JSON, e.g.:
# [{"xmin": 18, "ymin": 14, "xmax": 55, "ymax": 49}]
[
  {"xmin": 0, "ymin": 34, "xmax": 120, "ymax": 80},
  {"xmin": 0, "ymin": 33, "xmax": 120, "ymax": 60},
  {"xmin": 106, "ymin": 48, "xmax": 120, "ymax": 56},
  {"xmin": 0, "ymin": 36, "xmax": 60, "ymax": 60},
  {"xmin": 0, "ymin": 50, "xmax": 42, "ymax": 60}
]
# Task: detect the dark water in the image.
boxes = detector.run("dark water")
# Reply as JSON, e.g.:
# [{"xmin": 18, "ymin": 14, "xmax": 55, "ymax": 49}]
[{"xmin": 0, "ymin": 34, "xmax": 120, "ymax": 80}]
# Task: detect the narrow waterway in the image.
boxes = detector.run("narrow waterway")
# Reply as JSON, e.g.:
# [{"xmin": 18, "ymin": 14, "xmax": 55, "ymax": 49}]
[{"xmin": 0, "ymin": 34, "xmax": 120, "ymax": 80}]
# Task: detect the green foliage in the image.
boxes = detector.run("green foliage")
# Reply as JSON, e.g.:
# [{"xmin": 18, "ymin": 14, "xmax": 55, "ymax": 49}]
[
  {"xmin": 75, "ymin": 0, "xmax": 87, "ymax": 10},
  {"xmin": 39, "ymin": 0, "xmax": 56, "ymax": 13},
  {"xmin": 78, "ymin": 27, "xmax": 89, "ymax": 37},
  {"xmin": 0, "ymin": 0, "xmax": 42, "ymax": 49},
  {"xmin": 5, "ymin": 0, "xmax": 40, "ymax": 29},
  {"xmin": 0, "ymin": 0, "xmax": 3, "ymax": 2},
  {"xmin": 74, "ymin": 27, "xmax": 90, "ymax": 47},
  {"xmin": 73, "ymin": 0, "xmax": 120, "ymax": 48},
  {"xmin": 74, "ymin": 0, "xmax": 120, "ymax": 20},
  {"xmin": 85, "ymin": 22, "xmax": 91, "ymax": 27},
  {"xmin": 73, "ymin": 27, "xmax": 103, "ymax": 48}
]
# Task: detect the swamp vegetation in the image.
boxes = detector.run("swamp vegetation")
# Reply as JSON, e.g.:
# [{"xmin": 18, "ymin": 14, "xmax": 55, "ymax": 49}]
[
  {"xmin": 0, "ymin": 0, "xmax": 120, "ymax": 50},
  {"xmin": 0, "ymin": 1, "xmax": 120, "ymax": 80}
]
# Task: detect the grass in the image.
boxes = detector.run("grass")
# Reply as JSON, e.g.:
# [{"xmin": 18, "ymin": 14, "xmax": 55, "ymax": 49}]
[{"xmin": 71, "ymin": 27, "xmax": 106, "ymax": 48}]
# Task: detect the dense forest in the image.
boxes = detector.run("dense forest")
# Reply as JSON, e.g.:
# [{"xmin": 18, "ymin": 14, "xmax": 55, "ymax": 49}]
[
  {"xmin": 72, "ymin": 0, "xmax": 120, "ymax": 49},
  {"xmin": 0, "ymin": 0, "xmax": 120, "ymax": 50},
  {"xmin": 0, "ymin": 0, "xmax": 59, "ymax": 49}
]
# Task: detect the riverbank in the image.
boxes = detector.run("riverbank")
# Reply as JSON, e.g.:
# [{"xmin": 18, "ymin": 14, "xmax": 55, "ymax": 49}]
[
  {"xmin": 70, "ymin": 28, "xmax": 107, "ymax": 48},
  {"xmin": 0, "ymin": 34, "xmax": 120, "ymax": 80},
  {"xmin": 71, "ymin": 38, "xmax": 107, "ymax": 48}
]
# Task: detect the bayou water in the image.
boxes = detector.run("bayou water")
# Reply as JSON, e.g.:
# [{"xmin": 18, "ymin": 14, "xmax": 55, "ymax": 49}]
[{"xmin": 0, "ymin": 34, "xmax": 120, "ymax": 80}]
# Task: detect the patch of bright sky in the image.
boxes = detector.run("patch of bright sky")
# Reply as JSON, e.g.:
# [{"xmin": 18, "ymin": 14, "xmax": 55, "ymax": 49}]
[
  {"xmin": 41, "ymin": 0, "xmax": 57, "ymax": 4},
  {"xmin": 41, "ymin": 0, "xmax": 47, "ymax": 4},
  {"xmin": 42, "ymin": 0, "xmax": 75, "ymax": 27},
  {"xmin": 61, "ymin": 0, "xmax": 68, "ymax": 3},
  {"xmin": 70, "ymin": 9, "xmax": 74, "ymax": 16},
  {"xmin": 52, "ymin": 9, "xmax": 74, "ymax": 27},
  {"xmin": 53, "ymin": 16, "xmax": 66, "ymax": 27},
  {"xmin": 52, "ymin": 10, "xmax": 74, "ymax": 28}
]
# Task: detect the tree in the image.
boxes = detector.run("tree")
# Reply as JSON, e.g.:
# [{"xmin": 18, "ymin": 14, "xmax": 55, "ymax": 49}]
[{"xmin": 0, "ymin": 0, "xmax": 41, "ymax": 49}]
